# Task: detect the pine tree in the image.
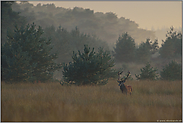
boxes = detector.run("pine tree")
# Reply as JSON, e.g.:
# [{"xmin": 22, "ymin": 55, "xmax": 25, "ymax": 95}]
[
  {"xmin": 2, "ymin": 42, "xmax": 32, "ymax": 82},
  {"xmin": 135, "ymin": 39, "xmax": 159, "ymax": 63},
  {"xmin": 43, "ymin": 25, "xmax": 109, "ymax": 63},
  {"xmin": 160, "ymin": 61, "xmax": 182, "ymax": 81},
  {"xmin": 151, "ymin": 39, "xmax": 159, "ymax": 54},
  {"xmin": 2, "ymin": 23, "xmax": 62, "ymax": 82},
  {"xmin": 159, "ymin": 27, "xmax": 182, "ymax": 58},
  {"xmin": 113, "ymin": 32, "xmax": 136, "ymax": 62},
  {"xmin": 135, "ymin": 39, "xmax": 151, "ymax": 63},
  {"xmin": 62, "ymin": 45, "xmax": 114, "ymax": 85},
  {"xmin": 135, "ymin": 63, "xmax": 158, "ymax": 80},
  {"xmin": 1, "ymin": 1, "xmax": 26, "ymax": 45}
]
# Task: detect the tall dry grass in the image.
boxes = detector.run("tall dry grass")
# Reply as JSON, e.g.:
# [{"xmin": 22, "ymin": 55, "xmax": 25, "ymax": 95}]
[{"xmin": 1, "ymin": 79, "xmax": 182, "ymax": 122}]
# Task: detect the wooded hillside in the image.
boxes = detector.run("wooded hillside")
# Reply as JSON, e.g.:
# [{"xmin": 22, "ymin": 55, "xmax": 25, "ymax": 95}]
[{"xmin": 11, "ymin": 2, "xmax": 155, "ymax": 49}]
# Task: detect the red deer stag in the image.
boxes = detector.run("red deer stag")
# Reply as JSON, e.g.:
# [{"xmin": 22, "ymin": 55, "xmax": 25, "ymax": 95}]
[{"xmin": 118, "ymin": 71, "xmax": 132, "ymax": 95}]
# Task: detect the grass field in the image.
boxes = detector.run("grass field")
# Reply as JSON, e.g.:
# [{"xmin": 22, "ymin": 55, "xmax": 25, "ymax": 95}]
[{"xmin": 1, "ymin": 79, "xmax": 182, "ymax": 122}]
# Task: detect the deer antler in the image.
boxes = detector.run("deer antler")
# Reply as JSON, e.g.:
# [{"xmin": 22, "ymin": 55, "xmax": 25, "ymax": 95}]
[
  {"xmin": 122, "ymin": 71, "xmax": 130, "ymax": 81},
  {"xmin": 118, "ymin": 71, "xmax": 123, "ymax": 75},
  {"xmin": 118, "ymin": 71, "xmax": 130, "ymax": 84},
  {"xmin": 118, "ymin": 71, "xmax": 123, "ymax": 81}
]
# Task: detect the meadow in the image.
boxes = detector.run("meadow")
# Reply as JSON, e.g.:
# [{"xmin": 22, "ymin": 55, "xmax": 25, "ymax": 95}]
[{"xmin": 1, "ymin": 79, "xmax": 182, "ymax": 122}]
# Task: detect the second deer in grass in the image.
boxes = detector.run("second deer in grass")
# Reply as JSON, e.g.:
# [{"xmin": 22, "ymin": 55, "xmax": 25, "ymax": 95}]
[{"xmin": 118, "ymin": 71, "xmax": 132, "ymax": 95}]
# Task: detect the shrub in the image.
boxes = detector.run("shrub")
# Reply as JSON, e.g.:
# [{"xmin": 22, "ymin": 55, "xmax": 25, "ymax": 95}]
[
  {"xmin": 62, "ymin": 45, "xmax": 114, "ymax": 85},
  {"xmin": 160, "ymin": 61, "xmax": 182, "ymax": 81},
  {"xmin": 135, "ymin": 63, "xmax": 159, "ymax": 80}
]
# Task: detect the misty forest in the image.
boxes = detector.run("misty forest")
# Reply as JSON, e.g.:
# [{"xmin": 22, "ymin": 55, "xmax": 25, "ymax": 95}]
[
  {"xmin": 2, "ymin": 1, "xmax": 181, "ymax": 83},
  {"xmin": 1, "ymin": 1, "xmax": 182, "ymax": 121}
]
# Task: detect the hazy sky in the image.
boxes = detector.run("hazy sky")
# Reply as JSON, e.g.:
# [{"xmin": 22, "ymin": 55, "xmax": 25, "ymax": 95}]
[{"xmin": 29, "ymin": 1, "xmax": 182, "ymax": 30}]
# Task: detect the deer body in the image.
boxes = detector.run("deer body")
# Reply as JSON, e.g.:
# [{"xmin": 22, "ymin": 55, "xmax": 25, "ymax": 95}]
[
  {"xmin": 120, "ymin": 84, "xmax": 132, "ymax": 95},
  {"xmin": 118, "ymin": 71, "xmax": 132, "ymax": 95}
]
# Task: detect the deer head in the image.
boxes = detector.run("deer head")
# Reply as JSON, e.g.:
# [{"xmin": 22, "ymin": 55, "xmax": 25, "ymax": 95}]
[{"xmin": 117, "ymin": 71, "xmax": 132, "ymax": 95}]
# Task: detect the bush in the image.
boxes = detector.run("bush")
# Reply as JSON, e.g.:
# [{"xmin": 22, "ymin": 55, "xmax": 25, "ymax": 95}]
[
  {"xmin": 62, "ymin": 45, "xmax": 114, "ymax": 85},
  {"xmin": 160, "ymin": 61, "xmax": 182, "ymax": 81},
  {"xmin": 135, "ymin": 63, "xmax": 159, "ymax": 80}
]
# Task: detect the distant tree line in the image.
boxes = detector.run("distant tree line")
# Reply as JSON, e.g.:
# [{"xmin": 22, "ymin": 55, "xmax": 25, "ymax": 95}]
[
  {"xmin": 42, "ymin": 25, "xmax": 109, "ymax": 64},
  {"xmin": 10, "ymin": 1, "xmax": 156, "ymax": 49}
]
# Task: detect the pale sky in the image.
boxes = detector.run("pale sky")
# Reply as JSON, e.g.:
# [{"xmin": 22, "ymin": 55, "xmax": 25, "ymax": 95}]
[{"xmin": 29, "ymin": 1, "xmax": 182, "ymax": 30}]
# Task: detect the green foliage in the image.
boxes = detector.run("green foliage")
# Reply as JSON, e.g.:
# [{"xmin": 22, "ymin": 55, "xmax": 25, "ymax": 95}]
[
  {"xmin": 151, "ymin": 39, "xmax": 159, "ymax": 54},
  {"xmin": 135, "ymin": 39, "xmax": 151, "ymax": 63},
  {"xmin": 43, "ymin": 25, "xmax": 109, "ymax": 63},
  {"xmin": 107, "ymin": 69, "xmax": 119, "ymax": 78},
  {"xmin": 43, "ymin": 25, "xmax": 72, "ymax": 63},
  {"xmin": 160, "ymin": 61, "xmax": 182, "ymax": 81},
  {"xmin": 2, "ymin": 42, "xmax": 32, "ymax": 82},
  {"xmin": 62, "ymin": 45, "xmax": 114, "ymax": 85},
  {"xmin": 1, "ymin": 1, "xmax": 26, "ymax": 45},
  {"xmin": 114, "ymin": 32, "xmax": 136, "ymax": 62},
  {"xmin": 159, "ymin": 27, "xmax": 182, "ymax": 58},
  {"xmin": 135, "ymin": 39, "xmax": 159, "ymax": 63},
  {"xmin": 135, "ymin": 63, "xmax": 159, "ymax": 80},
  {"xmin": 2, "ymin": 23, "xmax": 62, "ymax": 82}
]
